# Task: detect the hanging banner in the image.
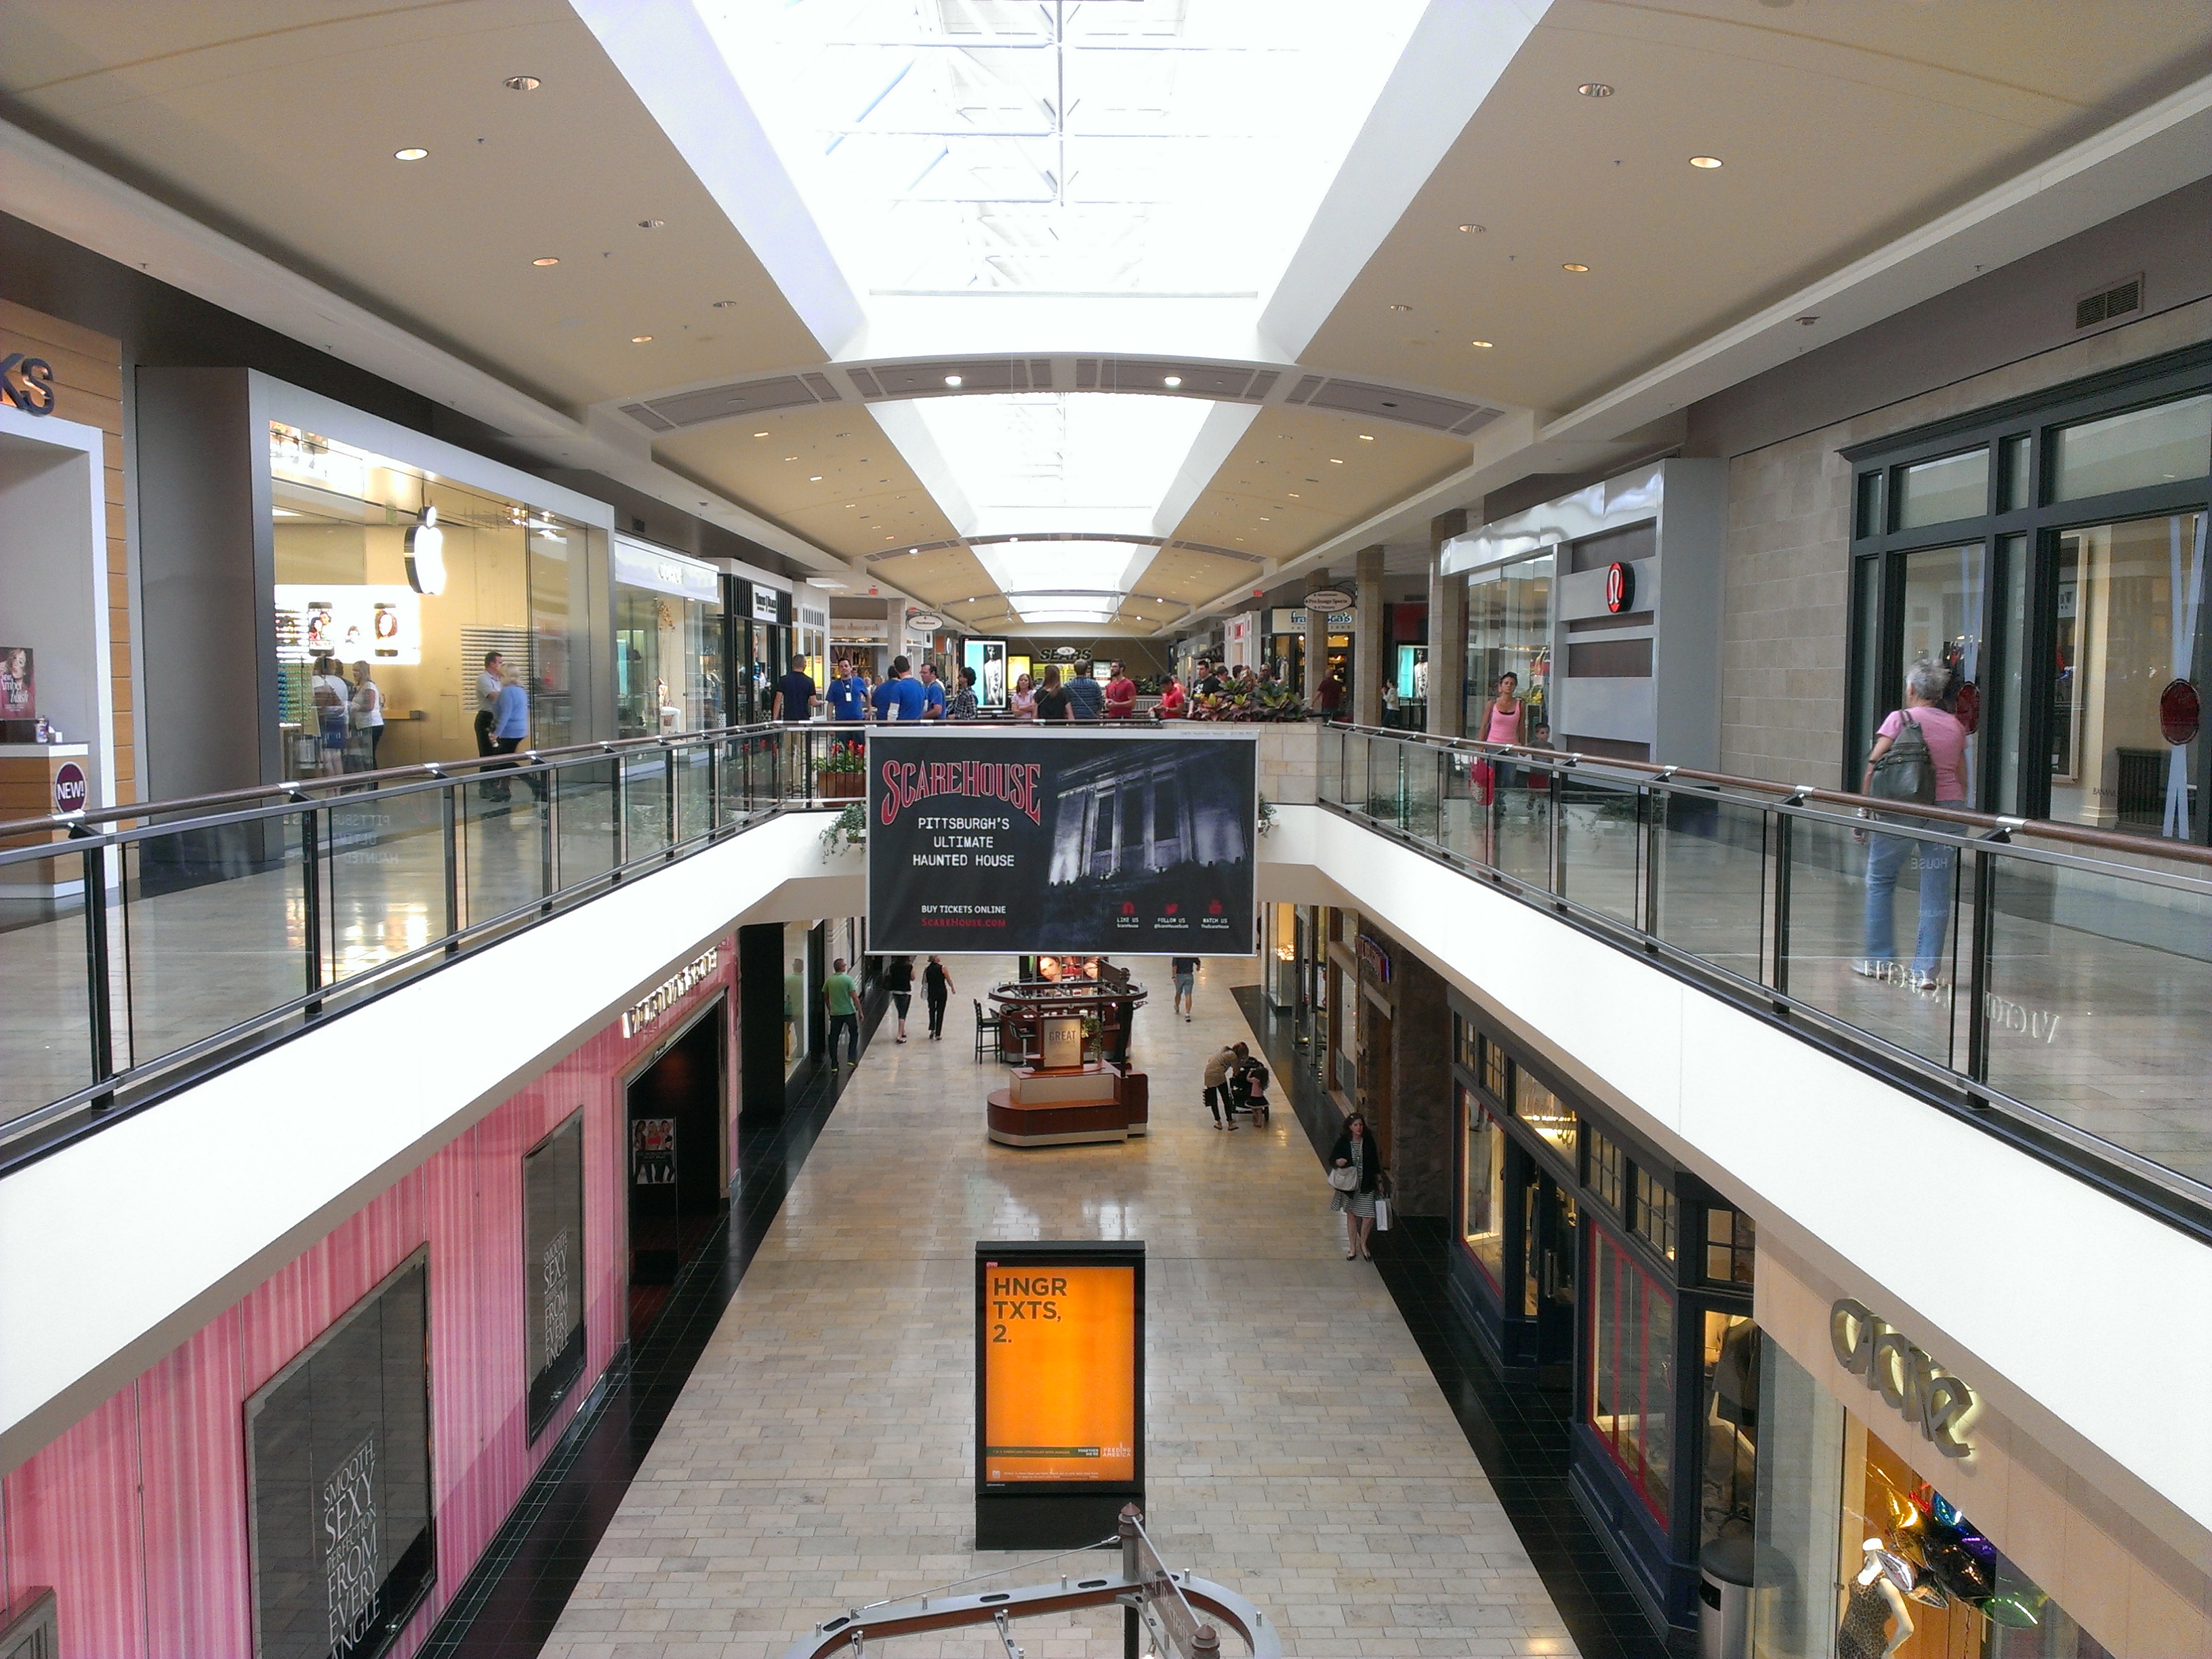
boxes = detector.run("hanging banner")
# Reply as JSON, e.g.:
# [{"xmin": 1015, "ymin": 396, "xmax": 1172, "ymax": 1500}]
[{"xmin": 867, "ymin": 730, "xmax": 1256, "ymax": 955}]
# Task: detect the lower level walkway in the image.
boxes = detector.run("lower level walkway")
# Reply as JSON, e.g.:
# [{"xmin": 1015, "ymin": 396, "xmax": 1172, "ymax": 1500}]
[{"xmin": 533, "ymin": 960, "xmax": 1573, "ymax": 1658}]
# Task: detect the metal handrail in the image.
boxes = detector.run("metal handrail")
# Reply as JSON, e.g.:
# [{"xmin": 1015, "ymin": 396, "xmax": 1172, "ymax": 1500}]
[{"xmin": 1313, "ymin": 721, "xmax": 2212, "ymax": 1233}]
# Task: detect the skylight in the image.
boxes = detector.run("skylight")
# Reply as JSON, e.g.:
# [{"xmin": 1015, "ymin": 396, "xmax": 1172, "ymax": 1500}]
[
  {"xmin": 694, "ymin": 0, "xmax": 1427, "ymax": 307},
  {"xmin": 971, "ymin": 537, "xmax": 1159, "ymax": 623},
  {"xmin": 907, "ymin": 392, "xmax": 1210, "ymax": 537}
]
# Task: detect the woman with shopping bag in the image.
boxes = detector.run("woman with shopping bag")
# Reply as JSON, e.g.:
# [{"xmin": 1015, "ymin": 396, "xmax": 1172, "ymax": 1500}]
[{"xmin": 1327, "ymin": 1113, "xmax": 1388, "ymax": 1261}]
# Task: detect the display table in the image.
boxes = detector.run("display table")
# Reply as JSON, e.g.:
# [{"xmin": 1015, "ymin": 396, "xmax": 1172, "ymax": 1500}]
[{"xmin": 987, "ymin": 1062, "xmax": 1150, "ymax": 1147}]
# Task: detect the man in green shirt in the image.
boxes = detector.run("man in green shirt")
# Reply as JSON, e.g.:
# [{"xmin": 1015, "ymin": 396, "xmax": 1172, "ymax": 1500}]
[{"xmin": 823, "ymin": 957, "xmax": 861, "ymax": 1067}]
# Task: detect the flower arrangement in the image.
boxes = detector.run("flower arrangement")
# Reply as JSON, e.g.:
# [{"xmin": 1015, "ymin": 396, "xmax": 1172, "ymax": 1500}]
[
  {"xmin": 1188, "ymin": 678, "xmax": 1309, "ymax": 722},
  {"xmin": 819, "ymin": 740, "xmax": 866, "ymax": 773}
]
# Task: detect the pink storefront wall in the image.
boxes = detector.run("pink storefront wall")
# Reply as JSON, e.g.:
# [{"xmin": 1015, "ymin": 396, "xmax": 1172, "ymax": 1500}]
[{"xmin": 0, "ymin": 937, "xmax": 738, "ymax": 1658}]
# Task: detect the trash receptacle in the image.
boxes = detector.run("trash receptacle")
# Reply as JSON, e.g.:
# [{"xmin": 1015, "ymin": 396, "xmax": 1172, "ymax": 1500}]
[{"xmin": 1700, "ymin": 1535, "xmax": 1754, "ymax": 1659}]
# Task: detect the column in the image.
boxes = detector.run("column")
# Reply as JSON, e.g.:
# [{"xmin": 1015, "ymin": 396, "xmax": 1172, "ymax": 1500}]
[
  {"xmin": 1302, "ymin": 582, "xmax": 1329, "ymax": 705},
  {"xmin": 1427, "ymin": 508, "xmax": 1469, "ymax": 736},
  {"xmin": 1352, "ymin": 544, "xmax": 1385, "ymax": 728}
]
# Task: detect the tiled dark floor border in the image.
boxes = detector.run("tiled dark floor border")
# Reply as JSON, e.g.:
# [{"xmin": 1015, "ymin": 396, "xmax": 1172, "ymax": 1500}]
[
  {"xmin": 418, "ymin": 1002, "xmax": 880, "ymax": 1659},
  {"xmin": 1231, "ymin": 984, "xmax": 1683, "ymax": 1659}
]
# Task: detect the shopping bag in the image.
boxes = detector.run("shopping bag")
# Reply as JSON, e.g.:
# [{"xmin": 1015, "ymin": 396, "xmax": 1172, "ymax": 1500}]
[
  {"xmin": 1372, "ymin": 1194, "xmax": 1392, "ymax": 1231},
  {"xmin": 1469, "ymin": 760, "xmax": 1494, "ymax": 806}
]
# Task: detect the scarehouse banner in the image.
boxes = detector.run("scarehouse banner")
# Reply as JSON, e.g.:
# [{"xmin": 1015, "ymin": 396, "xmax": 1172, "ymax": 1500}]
[{"xmin": 866, "ymin": 731, "xmax": 1256, "ymax": 956}]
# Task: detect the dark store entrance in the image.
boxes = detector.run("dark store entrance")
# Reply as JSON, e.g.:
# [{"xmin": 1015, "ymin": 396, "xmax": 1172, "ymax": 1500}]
[
  {"xmin": 1520, "ymin": 1167, "xmax": 1580, "ymax": 1372},
  {"xmin": 626, "ymin": 998, "xmax": 728, "ymax": 1337}
]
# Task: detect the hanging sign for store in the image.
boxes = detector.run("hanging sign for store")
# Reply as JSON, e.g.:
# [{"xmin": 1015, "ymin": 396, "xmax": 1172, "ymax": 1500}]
[
  {"xmin": 621, "ymin": 946, "xmax": 719, "ymax": 1039},
  {"xmin": 0, "ymin": 352, "xmax": 58, "ymax": 415},
  {"xmin": 1830, "ymin": 1298, "xmax": 1979, "ymax": 1458},
  {"xmin": 976, "ymin": 1240, "xmax": 1144, "ymax": 1548},
  {"xmin": 752, "ymin": 585, "xmax": 785, "ymax": 624},
  {"xmin": 1356, "ymin": 933, "xmax": 1393, "ymax": 984},
  {"xmin": 1604, "ymin": 561, "xmax": 1635, "ymax": 614},
  {"xmin": 905, "ymin": 610, "xmax": 945, "ymax": 632},
  {"xmin": 1303, "ymin": 587, "xmax": 1353, "ymax": 611},
  {"xmin": 404, "ymin": 506, "xmax": 447, "ymax": 596}
]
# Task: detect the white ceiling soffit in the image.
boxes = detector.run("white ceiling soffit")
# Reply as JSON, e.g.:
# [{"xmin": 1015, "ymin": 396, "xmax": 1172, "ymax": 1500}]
[
  {"xmin": 1174, "ymin": 70, "xmax": 2212, "ymax": 632},
  {"xmin": 0, "ymin": 115, "xmax": 855, "ymax": 579},
  {"xmin": 1256, "ymin": 0, "xmax": 1553, "ymax": 361}
]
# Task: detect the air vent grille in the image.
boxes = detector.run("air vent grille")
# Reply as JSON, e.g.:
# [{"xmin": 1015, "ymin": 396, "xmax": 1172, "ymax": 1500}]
[
  {"xmin": 2076, "ymin": 275, "xmax": 2143, "ymax": 330},
  {"xmin": 621, "ymin": 374, "xmax": 830, "ymax": 430}
]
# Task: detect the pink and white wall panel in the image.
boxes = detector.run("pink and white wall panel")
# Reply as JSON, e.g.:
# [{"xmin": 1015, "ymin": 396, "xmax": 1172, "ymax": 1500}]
[{"xmin": 0, "ymin": 939, "xmax": 737, "ymax": 1659}]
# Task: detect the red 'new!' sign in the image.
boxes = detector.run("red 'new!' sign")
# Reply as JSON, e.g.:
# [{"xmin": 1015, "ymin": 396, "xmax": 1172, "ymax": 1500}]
[{"xmin": 52, "ymin": 762, "xmax": 87, "ymax": 813}]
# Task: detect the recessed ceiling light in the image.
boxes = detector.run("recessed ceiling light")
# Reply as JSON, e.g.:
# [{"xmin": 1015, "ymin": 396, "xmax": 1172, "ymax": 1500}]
[
  {"xmin": 1358, "ymin": 433, "xmax": 1376, "ymax": 441},
  {"xmin": 1389, "ymin": 304, "xmax": 1411, "ymax": 312},
  {"xmin": 630, "ymin": 334, "xmax": 653, "ymax": 343},
  {"xmin": 712, "ymin": 300, "xmax": 739, "ymax": 309},
  {"xmin": 809, "ymin": 474, "xmax": 823, "ymax": 481},
  {"xmin": 1329, "ymin": 458, "xmax": 1345, "ymax": 465},
  {"xmin": 504, "ymin": 75, "xmax": 542, "ymax": 92},
  {"xmin": 944, "ymin": 374, "xmax": 963, "ymax": 388},
  {"xmin": 1578, "ymin": 82, "xmax": 1614, "ymax": 98},
  {"xmin": 754, "ymin": 430, "xmax": 769, "ymax": 437},
  {"xmin": 1797, "ymin": 315, "xmax": 1820, "ymax": 326},
  {"xmin": 1563, "ymin": 263, "xmax": 1590, "ymax": 272},
  {"xmin": 531, "ymin": 256, "xmax": 559, "ymax": 266},
  {"xmin": 394, "ymin": 147, "xmax": 428, "ymax": 161},
  {"xmin": 1457, "ymin": 223, "xmax": 1485, "ymax": 234},
  {"xmin": 1471, "ymin": 340, "xmax": 1495, "ymax": 349},
  {"xmin": 1163, "ymin": 375, "xmax": 1183, "ymax": 388},
  {"xmin": 1288, "ymin": 493, "xmax": 1300, "ymax": 499},
  {"xmin": 1689, "ymin": 155, "xmax": 1723, "ymax": 169},
  {"xmin": 637, "ymin": 218, "xmax": 663, "ymax": 229}
]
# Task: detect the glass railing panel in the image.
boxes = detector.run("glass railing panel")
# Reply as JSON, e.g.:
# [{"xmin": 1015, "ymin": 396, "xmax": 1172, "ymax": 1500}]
[
  {"xmin": 1784, "ymin": 813, "xmax": 1965, "ymax": 1070},
  {"xmin": 1982, "ymin": 858, "xmax": 2212, "ymax": 1191},
  {"xmin": 1652, "ymin": 792, "xmax": 1767, "ymax": 981},
  {"xmin": 121, "ymin": 816, "xmax": 307, "ymax": 1065},
  {"xmin": 1335, "ymin": 732, "xmax": 1369, "ymax": 815},
  {"xmin": 716, "ymin": 737, "xmax": 750, "ymax": 829},
  {"xmin": 673, "ymin": 743, "xmax": 712, "ymax": 844},
  {"xmin": 1403, "ymin": 743, "xmax": 1441, "ymax": 845},
  {"xmin": 623, "ymin": 750, "xmax": 672, "ymax": 860},
  {"xmin": 1559, "ymin": 773, "xmax": 1643, "ymax": 927},
  {"xmin": 1368, "ymin": 739, "xmax": 1403, "ymax": 824},
  {"xmin": 1492, "ymin": 758, "xmax": 1553, "ymax": 889},
  {"xmin": 1316, "ymin": 722, "xmax": 1347, "ymax": 805},
  {"xmin": 323, "ymin": 785, "xmax": 448, "ymax": 981},
  {"xmin": 1439, "ymin": 751, "xmax": 1491, "ymax": 867},
  {"xmin": 554, "ymin": 758, "xmax": 619, "ymax": 887},
  {"xmin": 0, "ymin": 844, "xmax": 97, "ymax": 1119},
  {"xmin": 459, "ymin": 769, "xmax": 547, "ymax": 929}
]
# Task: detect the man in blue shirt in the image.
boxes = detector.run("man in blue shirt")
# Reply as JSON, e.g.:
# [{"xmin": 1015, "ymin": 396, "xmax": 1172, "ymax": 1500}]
[
  {"xmin": 487, "ymin": 674, "xmax": 545, "ymax": 804},
  {"xmin": 827, "ymin": 659, "xmax": 869, "ymax": 722},
  {"xmin": 773, "ymin": 660, "xmax": 817, "ymax": 722},
  {"xmin": 1065, "ymin": 661, "xmax": 1105, "ymax": 720},
  {"xmin": 872, "ymin": 655, "xmax": 928, "ymax": 721},
  {"xmin": 918, "ymin": 661, "xmax": 948, "ymax": 720}
]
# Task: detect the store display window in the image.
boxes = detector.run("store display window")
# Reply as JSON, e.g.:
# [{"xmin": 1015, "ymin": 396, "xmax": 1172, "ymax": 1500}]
[
  {"xmin": 1459, "ymin": 1084, "xmax": 1505, "ymax": 1292},
  {"xmin": 1465, "ymin": 552, "xmax": 1553, "ymax": 743},
  {"xmin": 270, "ymin": 422, "xmax": 588, "ymax": 779},
  {"xmin": 1452, "ymin": 1012, "xmax": 1478, "ymax": 1072},
  {"xmin": 1699, "ymin": 1313, "xmax": 1758, "ymax": 1551},
  {"xmin": 614, "ymin": 537, "xmax": 724, "ymax": 737},
  {"xmin": 782, "ymin": 919, "xmax": 813, "ymax": 1078},
  {"xmin": 1479, "ymin": 1034, "xmax": 1507, "ymax": 1102},
  {"xmin": 1589, "ymin": 1228, "xmax": 1674, "ymax": 1521},
  {"xmin": 1631, "ymin": 1168, "xmax": 1678, "ymax": 1265},
  {"xmin": 1585, "ymin": 1124, "xmax": 1624, "ymax": 1214},
  {"xmin": 1703, "ymin": 1206, "xmax": 1755, "ymax": 1288}
]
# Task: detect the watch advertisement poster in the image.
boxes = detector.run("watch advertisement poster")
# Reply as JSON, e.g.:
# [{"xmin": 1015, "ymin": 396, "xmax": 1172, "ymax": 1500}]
[{"xmin": 867, "ymin": 730, "xmax": 1256, "ymax": 956}]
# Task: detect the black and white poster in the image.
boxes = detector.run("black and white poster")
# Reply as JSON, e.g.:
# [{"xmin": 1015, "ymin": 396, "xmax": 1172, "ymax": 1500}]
[
  {"xmin": 245, "ymin": 1250, "xmax": 434, "ymax": 1659},
  {"xmin": 867, "ymin": 730, "xmax": 1256, "ymax": 955},
  {"xmin": 523, "ymin": 1115, "xmax": 586, "ymax": 1441}
]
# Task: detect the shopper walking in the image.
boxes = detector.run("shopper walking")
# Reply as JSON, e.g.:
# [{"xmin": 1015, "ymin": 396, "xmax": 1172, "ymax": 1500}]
[
  {"xmin": 1856, "ymin": 658, "xmax": 1970, "ymax": 991},
  {"xmin": 1311, "ymin": 667, "xmax": 1347, "ymax": 720},
  {"xmin": 489, "ymin": 671, "xmax": 546, "ymax": 804},
  {"xmin": 476, "ymin": 650, "xmax": 504, "ymax": 757},
  {"xmin": 923, "ymin": 954, "xmax": 954, "ymax": 1040},
  {"xmin": 1202, "ymin": 1043, "xmax": 1238, "ymax": 1131},
  {"xmin": 1328, "ymin": 1113, "xmax": 1386, "ymax": 1260},
  {"xmin": 1483, "ymin": 671, "xmax": 1525, "ymax": 796},
  {"xmin": 824, "ymin": 956, "xmax": 861, "ymax": 1067},
  {"xmin": 350, "ymin": 661, "xmax": 386, "ymax": 771},
  {"xmin": 885, "ymin": 953, "xmax": 915, "ymax": 1042},
  {"xmin": 1171, "ymin": 954, "xmax": 1198, "ymax": 1021}
]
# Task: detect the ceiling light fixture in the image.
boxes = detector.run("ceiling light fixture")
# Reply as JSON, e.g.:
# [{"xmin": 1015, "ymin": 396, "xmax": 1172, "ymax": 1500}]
[
  {"xmin": 1457, "ymin": 223, "xmax": 1485, "ymax": 234},
  {"xmin": 943, "ymin": 374, "xmax": 963, "ymax": 388},
  {"xmin": 1563, "ymin": 263, "xmax": 1590, "ymax": 272},
  {"xmin": 1797, "ymin": 315, "xmax": 1820, "ymax": 326},
  {"xmin": 638, "ymin": 218, "xmax": 663, "ymax": 229},
  {"xmin": 1578, "ymin": 82, "xmax": 1614, "ymax": 98},
  {"xmin": 809, "ymin": 474, "xmax": 823, "ymax": 481},
  {"xmin": 531, "ymin": 256, "xmax": 559, "ymax": 266},
  {"xmin": 394, "ymin": 147, "xmax": 428, "ymax": 161},
  {"xmin": 1329, "ymin": 457, "xmax": 1344, "ymax": 465},
  {"xmin": 1358, "ymin": 434, "xmax": 1376, "ymax": 441},
  {"xmin": 712, "ymin": 300, "xmax": 739, "ymax": 309},
  {"xmin": 504, "ymin": 75, "xmax": 542, "ymax": 92},
  {"xmin": 1471, "ymin": 339, "xmax": 1494, "ymax": 349},
  {"xmin": 754, "ymin": 430, "xmax": 769, "ymax": 437},
  {"xmin": 1163, "ymin": 375, "xmax": 1182, "ymax": 388},
  {"xmin": 630, "ymin": 334, "xmax": 653, "ymax": 343},
  {"xmin": 1689, "ymin": 155, "xmax": 1723, "ymax": 169},
  {"xmin": 1389, "ymin": 304, "xmax": 1411, "ymax": 312}
]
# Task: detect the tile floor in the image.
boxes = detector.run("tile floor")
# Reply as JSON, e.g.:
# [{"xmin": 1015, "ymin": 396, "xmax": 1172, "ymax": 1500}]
[{"xmin": 525, "ymin": 958, "xmax": 1580, "ymax": 1659}]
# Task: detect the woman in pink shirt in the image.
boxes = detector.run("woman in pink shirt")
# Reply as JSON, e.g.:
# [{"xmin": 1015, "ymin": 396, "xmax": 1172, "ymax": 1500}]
[
  {"xmin": 1483, "ymin": 672, "xmax": 1526, "ymax": 797},
  {"xmin": 1858, "ymin": 659, "xmax": 1971, "ymax": 989}
]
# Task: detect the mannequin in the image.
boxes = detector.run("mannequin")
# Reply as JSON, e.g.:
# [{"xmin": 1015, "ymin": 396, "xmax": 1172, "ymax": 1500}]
[{"xmin": 1837, "ymin": 1538, "xmax": 1914, "ymax": 1659}]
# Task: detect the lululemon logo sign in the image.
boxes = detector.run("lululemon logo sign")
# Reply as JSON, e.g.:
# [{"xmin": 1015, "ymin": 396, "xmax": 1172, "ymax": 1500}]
[
  {"xmin": 405, "ymin": 505, "xmax": 447, "ymax": 596},
  {"xmin": 1605, "ymin": 562, "xmax": 1635, "ymax": 614},
  {"xmin": 52, "ymin": 762, "xmax": 87, "ymax": 814}
]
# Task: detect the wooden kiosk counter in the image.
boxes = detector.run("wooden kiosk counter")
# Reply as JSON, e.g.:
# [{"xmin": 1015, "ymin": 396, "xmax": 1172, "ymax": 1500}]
[{"xmin": 985, "ymin": 975, "xmax": 1149, "ymax": 1147}]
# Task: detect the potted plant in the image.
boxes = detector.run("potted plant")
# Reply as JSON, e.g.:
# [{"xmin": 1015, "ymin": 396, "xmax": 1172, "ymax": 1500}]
[{"xmin": 817, "ymin": 738, "xmax": 865, "ymax": 800}]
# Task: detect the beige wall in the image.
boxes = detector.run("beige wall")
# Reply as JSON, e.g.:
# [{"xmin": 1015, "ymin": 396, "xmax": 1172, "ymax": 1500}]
[
  {"xmin": 1758, "ymin": 1237, "xmax": 2210, "ymax": 1656},
  {"xmin": 1716, "ymin": 296, "xmax": 2212, "ymax": 790}
]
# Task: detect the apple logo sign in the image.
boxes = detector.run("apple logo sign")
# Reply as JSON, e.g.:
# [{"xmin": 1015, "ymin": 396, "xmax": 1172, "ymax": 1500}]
[{"xmin": 405, "ymin": 504, "xmax": 447, "ymax": 595}]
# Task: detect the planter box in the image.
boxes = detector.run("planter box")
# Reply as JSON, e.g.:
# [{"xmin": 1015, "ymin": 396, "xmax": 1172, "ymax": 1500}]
[{"xmin": 815, "ymin": 770, "xmax": 865, "ymax": 799}]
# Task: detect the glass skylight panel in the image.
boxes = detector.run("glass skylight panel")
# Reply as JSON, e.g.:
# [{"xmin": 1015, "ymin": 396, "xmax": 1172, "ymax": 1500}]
[
  {"xmin": 694, "ymin": 0, "xmax": 1427, "ymax": 302},
  {"xmin": 908, "ymin": 393, "xmax": 1209, "ymax": 536}
]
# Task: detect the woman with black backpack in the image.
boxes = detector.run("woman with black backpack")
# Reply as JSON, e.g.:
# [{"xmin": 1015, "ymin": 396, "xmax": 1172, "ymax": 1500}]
[{"xmin": 1856, "ymin": 659, "xmax": 1970, "ymax": 991}]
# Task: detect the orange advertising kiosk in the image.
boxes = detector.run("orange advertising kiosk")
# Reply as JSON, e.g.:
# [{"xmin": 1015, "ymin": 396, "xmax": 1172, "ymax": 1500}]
[{"xmin": 975, "ymin": 1240, "xmax": 1144, "ymax": 1549}]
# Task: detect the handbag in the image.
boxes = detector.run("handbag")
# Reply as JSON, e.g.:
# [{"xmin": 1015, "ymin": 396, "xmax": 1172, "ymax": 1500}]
[
  {"xmin": 1869, "ymin": 710, "xmax": 1938, "ymax": 806},
  {"xmin": 1469, "ymin": 758, "xmax": 1495, "ymax": 805},
  {"xmin": 1326, "ymin": 1164, "xmax": 1359, "ymax": 1192}
]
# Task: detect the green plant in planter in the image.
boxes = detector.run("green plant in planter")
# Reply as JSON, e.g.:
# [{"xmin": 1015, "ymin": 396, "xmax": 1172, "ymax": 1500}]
[
  {"xmin": 1257, "ymin": 794, "xmax": 1277, "ymax": 837},
  {"xmin": 818, "ymin": 801, "xmax": 866, "ymax": 859}
]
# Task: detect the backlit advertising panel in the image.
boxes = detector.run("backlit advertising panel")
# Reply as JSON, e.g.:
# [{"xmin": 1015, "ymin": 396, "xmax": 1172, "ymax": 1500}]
[
  {"xmin": 867, "ymin": 729, "xmax": 1256, "ymax": 956},
  {"xmin": 976, "ymin": 1241, "xmax": 1144, "ymax": 1549},
  {"xmin": 962, "ymin": 637, "xmax": 1008, "ymax": 709}
]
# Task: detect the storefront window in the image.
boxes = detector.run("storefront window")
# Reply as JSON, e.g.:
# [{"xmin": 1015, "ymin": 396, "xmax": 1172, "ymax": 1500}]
[
  {"xmin": 1479, "ymin": 1035, "xmax": 1507, "ymax": 1101},
  {"xmin": 1460, "ymin": 1085, "xmax": 1506, "ymax": 1290},
  {"xmin": 1513, "ymin": 1069, "xmax": 1577, "ymax": 1164},
  {"xmin": 1895, "ymin": 447, "xmax": 1988, "ymax": 529},
  {"xmin": 270, "ymin": 422, "xmax": 588, "ymax": 779},
  {"xmin": 1586, "ymin": 1124, "xmax": 1624, "ymax": 1213},
  {"xmin": 2050, "ymin": 392, "xmax": 2211, "ymax": 502},
  {"xmin": 782, "ymin": 920, "xmax": 812, "ymax": 1078},
  {"xmin": 614, "ymin": 537, "xmax": 723, "ymax": 737},
  {"xmin": 1703, "ymin": 1206, "xmax": 1755, "ymax": 1288},
  {"xmin": 2047, "ymin": 511, "xmax": 2206, "ymax": 838},
  {"xmin": 1452, "ymin": 1012, "xmax": 1478, "ymax": 1072},
  {"xmin": 1632, "ymin": 1168, "xmax": 1678, "ymax": 1263},
  {"xmin": 1700, "ymin": 1313, "xmax": 1758, "ymax": 1549},
  {"xmin": 1465, "ymin": 554, "xmax": 1553, "ymax": 743},
  {"xmin": 1590, "ymin": 1229, "xmax": 1674, "ymax": 1521}
]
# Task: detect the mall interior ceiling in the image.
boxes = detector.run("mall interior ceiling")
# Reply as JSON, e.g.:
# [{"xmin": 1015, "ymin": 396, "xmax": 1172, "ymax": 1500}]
[{"xmin": 4, "ymin": 0, "xmax": 2206, "ymax": 639}]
